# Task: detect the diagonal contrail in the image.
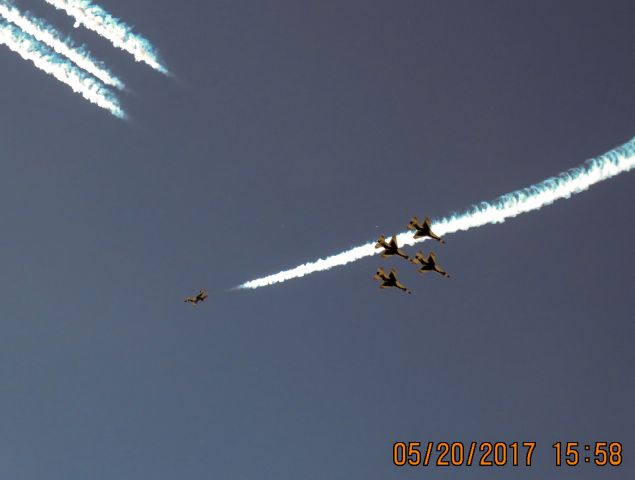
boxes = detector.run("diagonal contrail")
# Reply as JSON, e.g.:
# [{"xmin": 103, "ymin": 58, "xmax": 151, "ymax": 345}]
[
  {"xmin": 0, "ymin": 0, "xmax": 123, "ymax": 89},
  {"xmin": 0, "ymin": 19, "xmax": 124, "ymax": 118},
  {"xmin": 42, "ymin": 0, "xmax": 168, "ymax": 74},
  {"xmin": 238, "ymin": 137, "xmax": 635, "ymax": 290}
]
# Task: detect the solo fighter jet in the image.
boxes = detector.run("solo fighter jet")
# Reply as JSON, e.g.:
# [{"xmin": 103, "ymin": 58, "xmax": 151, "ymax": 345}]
[
  {"xmin": 407, "ymin": 216, "xmax": 445, "ymax": 244},
  {"xmin": 373, "ymin": 267, "xmax": 412, "ymax": 294},
  {"xmin": 375, "ymin": 235, "xmax": 409, "ymax": 260},
  {"xmin": 184, "ymin": 289, "xmax": 209, "ymax": 305},
  {"xmin": 410, "ymin": 251, "xmax": 450, "ymax": 278}
]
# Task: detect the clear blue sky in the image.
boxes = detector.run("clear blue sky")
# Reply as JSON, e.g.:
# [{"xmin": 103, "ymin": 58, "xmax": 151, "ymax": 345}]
[{"xmin": 1, "ymin": 1, "xmax": 633, "ymax": 478}]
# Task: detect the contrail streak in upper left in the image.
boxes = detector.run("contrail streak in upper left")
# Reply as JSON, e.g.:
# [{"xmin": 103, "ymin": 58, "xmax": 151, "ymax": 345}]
[
  {"xmin": 0, "ymin": 0, "xmax": 123, "ymax": 89},
  {"xmin": 0, "ymin": 20, "xmax": 125, "ymax": 118},
  {"xmin": 42, "ymin": 0, "xmax": 168, "ymax": 74}
]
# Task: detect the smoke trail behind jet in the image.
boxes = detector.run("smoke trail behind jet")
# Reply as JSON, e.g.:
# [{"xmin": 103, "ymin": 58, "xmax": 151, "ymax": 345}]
[
  {"xmin": 239, "ymin": 137, "xmax": 635, "ymax": 289},
  {"xmin": 0, "ymin": 20, "xmax": 124, "ymax": 118},
  {"xmin": 43, "ymin": 0, "xmax": 167, "ymax": 74},
  {"xmin": 0, "ymin": 0, "xmax": 123, "ymax": 89}
]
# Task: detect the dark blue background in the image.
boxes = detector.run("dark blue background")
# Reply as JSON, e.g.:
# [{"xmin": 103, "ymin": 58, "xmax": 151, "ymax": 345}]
[{"xmin": 1, "ymin": 1, "xmax": 633, "ymax": 478}]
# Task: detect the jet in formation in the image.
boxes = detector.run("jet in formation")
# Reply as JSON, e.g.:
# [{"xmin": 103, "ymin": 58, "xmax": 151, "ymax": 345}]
[
  {"xmin": 374, "ymin": 215, "xmax": 450, "ymax": 294},
  {"xmin": 373, "ymin": 267, "xmax": 412, "ymax": 294},
  {"xmin": 410, "ymin": 251, "xmax": 450, "ymax": 277},
  {"xmin": 184, "ymin": 289, "xmax": 209, "ymax": 305},
  {"xmin": 407, "ymin": 216, "xmax": 445, "ymax": 244},
  {"xmin": 374, "ymin": 235, "xmax": 410, "ymax": 260}
]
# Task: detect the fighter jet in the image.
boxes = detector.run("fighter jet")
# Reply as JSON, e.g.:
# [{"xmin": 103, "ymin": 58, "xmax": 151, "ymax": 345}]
[
  {"xmin": 374, "ymin": 235, "xmax": 410, "ymax": 260},
  {"xmin": 373, "ymin": 267, "xmax": 412, "ymax": 294},
  {"xmin": 407, "ymin": 216, "xmax": 445, "ymax": 244},
  {"xmin": 184, "ymin": 289, "xmax": 209, "ymax": 305},
  {"xmin": 410, "ymin": 251, "xmax": 450, "ymax": 278}
]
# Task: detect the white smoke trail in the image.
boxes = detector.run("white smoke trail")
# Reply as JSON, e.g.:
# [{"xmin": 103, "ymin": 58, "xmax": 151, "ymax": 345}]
[
  {"xmin": 239, "ymin": 137, "xmax": 635, "ymax": 289},
  {"xmin": 42, "ymin": 0, "xmax": 167, "ymax": 74},
  {"xmin": 0, "ymin": 20, "xmax": 124, "ymax": 118},
  {"xmin": 0, "ymin": 0, "xmax": 123, "ymax": 89}
]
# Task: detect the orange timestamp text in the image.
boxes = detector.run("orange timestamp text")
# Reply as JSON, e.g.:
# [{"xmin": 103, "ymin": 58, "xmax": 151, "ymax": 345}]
[{"xmin": 393, "ymin": 441, "xmax": 537, "ymax": 467}]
